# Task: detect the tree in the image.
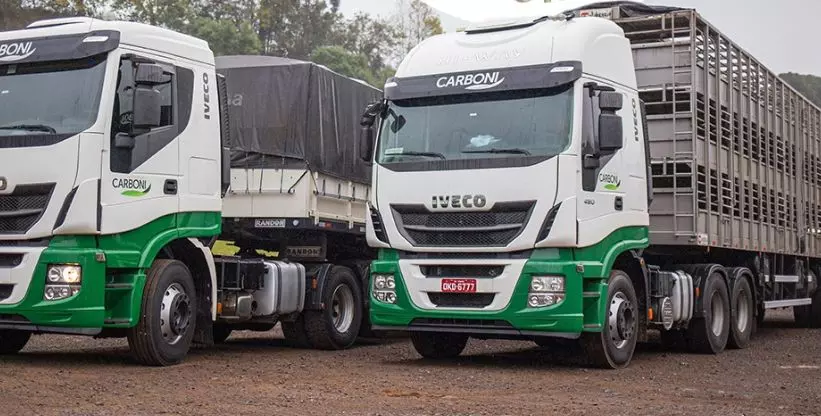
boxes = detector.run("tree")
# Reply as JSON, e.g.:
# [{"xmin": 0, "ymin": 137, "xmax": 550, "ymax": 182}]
[
  {"xmin": 311, "ymin": 46, "xmax": 376, "ymax": 85},
  {"xmin": 256, "ymin": 0, "xmax": 341, "ymax": 59},
  {"xmin": 334, "ymin": 12, "xmax": 401, "ymax": 76},
  {"xmin": 391, "ymin": 0, "xmax": 444, "ymax": 62},
  {"xmin": 112, "ymin": 0, "xmax": 194, "ymax": 29},
  {"xmin": 782, "ymin": 73, "xmax": 821, "ymax": 108},
  {"xmin": 2, "ymin": 0, "xmax": 105, "ymax": 30},
  {"xmin": 185, "ymin": 17, "xmax": 261, "ymax": 56}
]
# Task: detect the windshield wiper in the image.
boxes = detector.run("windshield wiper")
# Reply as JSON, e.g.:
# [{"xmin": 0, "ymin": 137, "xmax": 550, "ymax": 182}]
[
  {"xmin": 0, "ymin": 124, "xmax": 57, "ymax": 134},
  {"xmin": 387, "ymin": 151, "xmax": 447, "ymax": 160},
  {"xmin": 462, "ymin": 148, "xmax": 532, "ymax": 156}
]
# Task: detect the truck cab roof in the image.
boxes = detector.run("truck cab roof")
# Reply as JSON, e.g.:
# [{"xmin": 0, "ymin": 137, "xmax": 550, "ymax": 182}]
[
  {"xmin": 0, "ymin": 17, "xmax": 214, "ymax": 65},
  {"xmin": 393, "ymin": 14, "xmax": 637, "ymax": 90}
]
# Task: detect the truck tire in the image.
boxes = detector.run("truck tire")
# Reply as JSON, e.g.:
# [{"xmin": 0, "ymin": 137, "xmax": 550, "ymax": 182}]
[
  {"xmin": 686, "ymin": 271, "xmax": 730, "ymax": 354},
  {"xmin": 582, "ymin": 269, "xmax": 638, "ymax": 369},
  {"xmin": 0, "ymin": 330, "xmax": 31, "ymax": 354},
  {"xmin": 728, "ymin": 276, "xmax": 754, "ymax": 349},
  {"xmin": 282, "ymin": 316, "xmax": 312, "ymax": 348},
  {"xmin": 127, "ymin": 259, "xmax": 197, "ymax": 366},
  {"xmin": 213, "ymin": 324, "xmax": 233, "ymax": 344},
  {"xmin": 410, "ymin": 332, "xmax": 468, "ymax": 359},
  {"xmin": 794, "ymin": 271, "xmax": 821, "ymax": 328},
  {"xmin": 303, "ymin": 266, "xmax": 363, "ymax": 350}
]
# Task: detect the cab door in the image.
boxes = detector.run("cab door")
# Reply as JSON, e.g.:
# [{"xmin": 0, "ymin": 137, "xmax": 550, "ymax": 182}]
[{"xmin": 100, "ymin": 52, "xmax": 181, "ymax": 235}]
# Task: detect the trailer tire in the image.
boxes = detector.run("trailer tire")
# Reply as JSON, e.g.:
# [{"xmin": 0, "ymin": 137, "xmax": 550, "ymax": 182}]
[
  {"xmin": 728, "ymin": 276, "xmax": 754, "ymax": 349},
  {"xmin": 303, "ymin": 266, "xmax": 363, "ymax": 350},
  {"xmin": 794, "ymin": 271, "xmax": 821, "ymax": 328},
  {"xmin": 127, "ymin": 259, "xmax": 197, "ymax": 366},
  {"xmin": 282, "ymin": 317, "xmax": 312, "ymax": 348},
  {"xmin": 0, "ymin": 330, "xmax": 31, "ymax": 354},
  {"xmin": 213, "ymin": 324, "xmax": 233, "ymax": 344},
  {"xmin": 582, "ymin": 269, "xmax": 638, "ymax": 369},
  {"xmin": 686, "ymin": 272, "xmax": 730, "ymax": 354},
  {"xmin": 411, "ymin": 332, "xmax": 468, "ymax": 359}
]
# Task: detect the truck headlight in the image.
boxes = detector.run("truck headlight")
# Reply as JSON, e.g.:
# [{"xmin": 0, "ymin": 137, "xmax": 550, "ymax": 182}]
[
  {"xmin": 44, "ymin": 264, "xmax": 82, "ymax": 301},
  {"xmin": 372, "ymin": 274, "xmax": 396, "ymax": 304},
  {"xmin": 528, "ymin": 276, "xmax": 565, "ymax": 308}
]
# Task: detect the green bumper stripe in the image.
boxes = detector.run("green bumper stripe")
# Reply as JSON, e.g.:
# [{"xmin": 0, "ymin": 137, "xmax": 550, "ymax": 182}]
[
  {"xmin": 0, "ymin": 212, "xmax": 220, "ymax": 330},
  {"xmin": 369, "ymin": 226, "xmax": 649, "ymax": 335}
]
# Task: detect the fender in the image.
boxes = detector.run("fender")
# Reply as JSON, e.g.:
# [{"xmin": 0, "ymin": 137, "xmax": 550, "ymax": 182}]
[{"xmin": 188, "ymin": 237, "xmax": 218, "ymax": 320}]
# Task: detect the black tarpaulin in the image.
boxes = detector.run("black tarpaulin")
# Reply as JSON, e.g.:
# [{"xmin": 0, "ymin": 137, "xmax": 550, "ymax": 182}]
[{"xmin": 215, "ymin": 55, "xmax": 382, "ymax": 184}]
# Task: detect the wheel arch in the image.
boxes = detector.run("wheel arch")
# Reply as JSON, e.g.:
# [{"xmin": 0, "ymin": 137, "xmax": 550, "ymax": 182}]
[
  {"xmin": 613, "ymin": 250, "xmax": 649, "ymax": 341},
  {"xmin": 155, "ymin": 238, "xmax": 218, "ymax": 345}
]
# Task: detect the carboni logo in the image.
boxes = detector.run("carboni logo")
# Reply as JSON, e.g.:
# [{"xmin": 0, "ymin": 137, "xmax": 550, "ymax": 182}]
[
  {"xmin": 436, "ymin": 72, "xmax": 505, "ymax": 91},
  {"xmin": 113, "ymin": 178, "xmax": 152, "ymax": 197},
  {"xmin": 0, "ymin": 41, "xmax": 36, "ymax": 62},
  {"xmin": 599, "ymin": 173, "xmax": 621, "ymax": 191}
]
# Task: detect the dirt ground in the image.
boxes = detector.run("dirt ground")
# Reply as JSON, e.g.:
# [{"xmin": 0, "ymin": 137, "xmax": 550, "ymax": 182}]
[{"xmin": 1, "ymin": 309, "xmax": 819, "ymax": 416}]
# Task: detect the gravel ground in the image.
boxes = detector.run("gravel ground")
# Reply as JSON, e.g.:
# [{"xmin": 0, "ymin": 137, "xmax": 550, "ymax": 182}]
[{"xmin": 1, "ymin": 309, "xmax": 819, "ymax": 416}]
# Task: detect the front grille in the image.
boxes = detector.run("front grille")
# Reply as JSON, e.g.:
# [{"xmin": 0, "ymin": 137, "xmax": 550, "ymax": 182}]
[
  {"xmin": 428, "ymin": 293, "xmax": 495, "ymax": 308},
  {"xmin": 420, "ymin": 265, "xmax": 503, "ymax": 278},
  {"xmin": 0, "ymin": 254, "xmax": 23, "ymax": 267},
  {"xmin": 0, "ymin": 285, "xmax": 12, "ymax": 301},
  {"xmin": 0, "ymin": 183, "xmax": 55, "ymax": 234},
  {"xmin": 392, "ymin": 201, "xmax": 535, "ymax": 247}
]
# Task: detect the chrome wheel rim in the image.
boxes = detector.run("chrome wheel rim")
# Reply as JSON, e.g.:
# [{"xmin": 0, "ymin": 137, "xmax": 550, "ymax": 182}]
[
  {"xmin": 608, "ymin": 292, "xmax": 636, "ymax": 349},
  {"xmin": 160, "ymin": 283, "xmax": 191, "ymax": 345},
  {"xmin": 711, "ymin": 292, "xmax": 725, "ymax": 337},
  {"xmin": 331, "ymin": 284, "xmax": 355, "ymax": 333}
]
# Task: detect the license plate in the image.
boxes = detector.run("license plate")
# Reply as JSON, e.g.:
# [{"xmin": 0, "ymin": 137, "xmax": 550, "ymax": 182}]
[{"xmin": 441, "ymin": 278, "xmax": 477, "ymax": 293}]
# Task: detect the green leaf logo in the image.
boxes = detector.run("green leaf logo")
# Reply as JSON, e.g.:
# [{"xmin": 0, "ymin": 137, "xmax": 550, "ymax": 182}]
[
  {"xmin": 604, "ymin": 181, "xmax": 621, "ymax": 191},
  {"xmin": 121, "ymin": 184, "xmax": 151, "ymax": 197}
]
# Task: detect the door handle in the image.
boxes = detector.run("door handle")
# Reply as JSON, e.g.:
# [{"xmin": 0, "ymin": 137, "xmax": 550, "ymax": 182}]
[
  {"xmin": 164, "ymin": 179, "xmax": 178, "ymax": 195},
  {"xmin": 614, "ymin": 196, "xmax": 623, "ymax": 211}
]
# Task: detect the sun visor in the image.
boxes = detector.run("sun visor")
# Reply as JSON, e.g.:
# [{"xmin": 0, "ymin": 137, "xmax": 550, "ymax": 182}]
[{"xmin": 384, "ymin": 61, "xmax": 582, "ymax": 101}]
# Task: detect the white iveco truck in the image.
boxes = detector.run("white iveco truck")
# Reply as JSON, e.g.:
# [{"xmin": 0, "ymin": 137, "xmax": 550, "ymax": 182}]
[
  {"xmin": 361, "ymin": 1, "xmax": 821, "ymax": 368},
  {"xmin": 0, "ymin": 18, "xmax": 377, "ymax": 365}
]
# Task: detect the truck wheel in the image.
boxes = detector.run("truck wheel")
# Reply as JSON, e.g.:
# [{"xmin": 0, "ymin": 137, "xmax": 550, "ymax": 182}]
[
  {"xmin": 0, "ymin": 330, "xmax": 31, "ymax": 354},
  {"xmin": 282, "ymin": 316, "xmax": 312, "ymax": 348},
  {"xmin": 303, "ymin": 266, "xmax": 363, "ymax": 350},
  {"xmin": 213, "ymin": 324, "xmax": 233, "ymax": 344},
  {"xmin": 794, "ymin": 271, "xmax": 820, "ymax": 328},
  {"xmin": 410, "ymin": 332, "xmax": 468, "ymax": 359},
  {"xmin": 728, "ymin": 276, "xmax": 754, "ymax": 349},
  {"xmin": 686, "ymin": 272, "xmax": 730, "ymax": 354},
  {"xmin": 582, "ymin": 270, "xmax": 639, "ymax": 369},
  {"xmin": 127, "ymin": 259, "xmax": 197, "ymax": 366}
]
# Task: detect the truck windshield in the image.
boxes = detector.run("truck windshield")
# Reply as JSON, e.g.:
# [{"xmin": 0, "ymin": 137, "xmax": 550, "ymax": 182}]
[
  {"xmin": 377, "ymin": 85, "xmax": 573, "ymax": 164},
  {"xmin": 0, "ymin": 55, "xmax": 107, "ymax": 141}
]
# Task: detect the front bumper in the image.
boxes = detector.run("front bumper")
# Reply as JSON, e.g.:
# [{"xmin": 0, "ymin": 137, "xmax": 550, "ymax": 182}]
[
  {"xmin": 0, "ymin": 238, "xmax": 108, "ymax": 334},
  {"xmin": 369, "ymin": 249, "xmax": 605, "ymax": 338}
]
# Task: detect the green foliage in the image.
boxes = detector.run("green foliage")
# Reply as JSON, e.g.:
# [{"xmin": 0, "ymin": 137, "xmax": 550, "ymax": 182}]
[
  {"xmin": 781, "ymin": 73, "xmax": 821, "ymax": 108},
  {"xmin": 185, "ymin": 17, "xmax": 261, "ymax": 56}
]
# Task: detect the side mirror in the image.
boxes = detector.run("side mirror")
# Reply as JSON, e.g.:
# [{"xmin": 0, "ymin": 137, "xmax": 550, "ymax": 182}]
[
  {"xmin": 359, "ymin": 126, "xmax": 375, "ymax": 162},
  {"xmin": 131, "ymin": 86, "xmax": 162, "ymax": 133},
  {"xmin": 599, "ymin": 91, "xmax": 623, "ymax": 111},
  {"xmin": 599, "ymin": 113, "xmax": 623, "ymax": 152}
]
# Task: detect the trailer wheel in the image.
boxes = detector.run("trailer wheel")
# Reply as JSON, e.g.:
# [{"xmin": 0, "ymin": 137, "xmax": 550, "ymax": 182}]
[
  {"xmin": 410, "ymin": 332, "xmax": 468, "ymax": 359},
  {"xmin": 686, "ymin": 272, "xmax": 730, "ymax": 354},
  {"xmin": 728, "ymin": 276, "xmax": 754, "ymax": 349},
  {"xmin": 127, "ymin": 259, "xmax": 197, "ymax": 366},
  {"xmin": 0, "ymin": 330, "xmax": 31, "ymax": 354},
  {"xmin": 282, "ymin": 316, "xmax": 312, "ymax": 348},
  {"xmin": 213, "ymin": 324, "xmax": 233, "ymax": 344},
  {"xmin": 582, "ymin": 270, "xmax": 638, "ymax": 369},
  {"xmin": 794, "ymin": 271, "xmax": 821, "ymax": 328},
  {"xmin": 303, "ymin": 266, "xmax": 363, "ymax": 350}
]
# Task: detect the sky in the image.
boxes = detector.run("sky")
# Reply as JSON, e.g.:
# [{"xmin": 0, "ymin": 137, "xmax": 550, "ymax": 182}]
[{"xmin": 339, "ymin": 0, "xmax": 821, "ymax": 76}]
